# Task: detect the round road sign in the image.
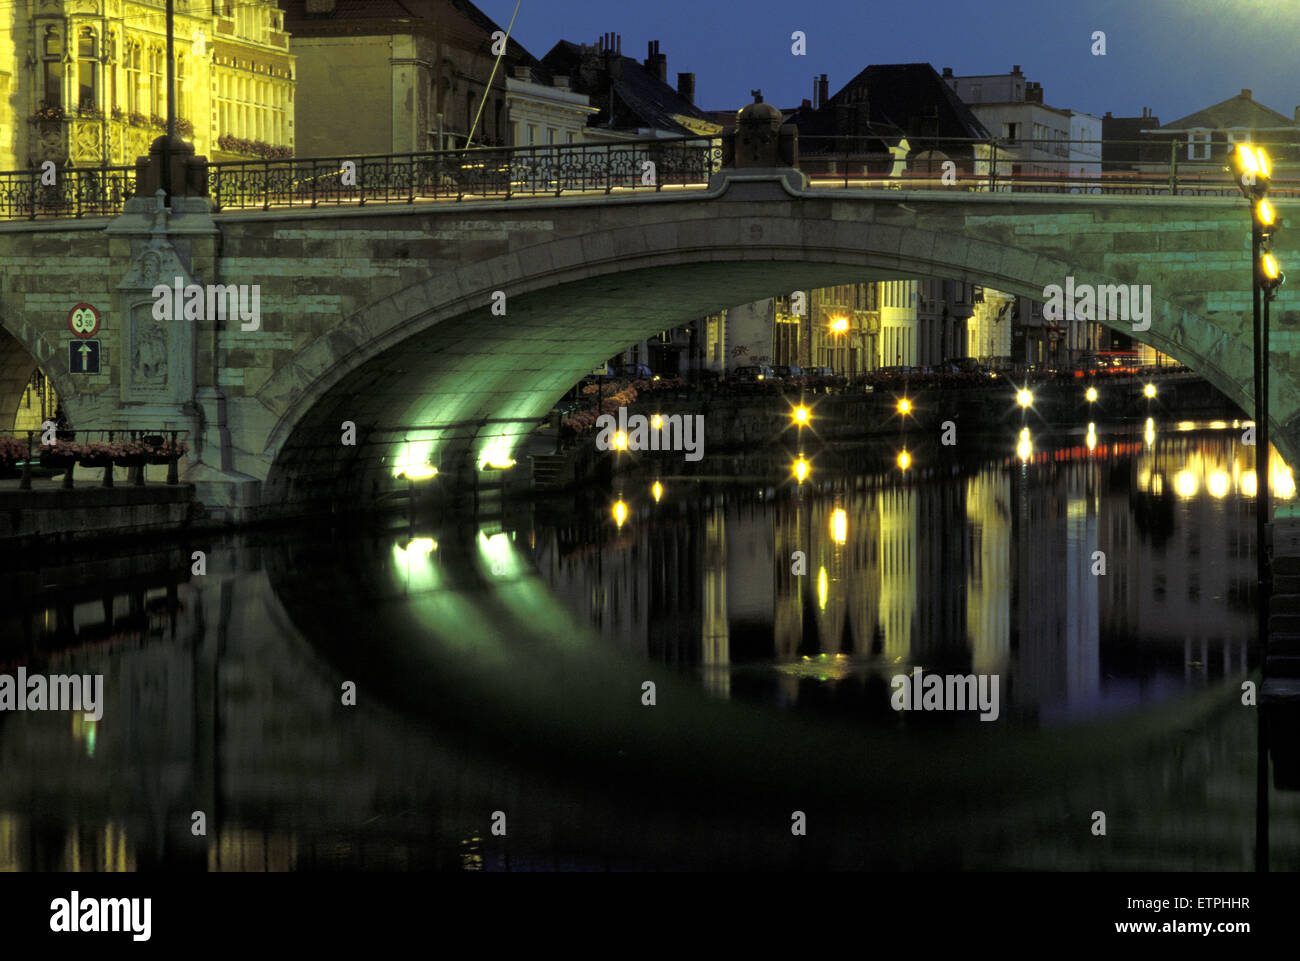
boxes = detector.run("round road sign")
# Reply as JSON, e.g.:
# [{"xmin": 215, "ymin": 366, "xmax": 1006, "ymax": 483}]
[{"xmin": 68, "ymin": 303, "xmax": 100, "ymax": 338}]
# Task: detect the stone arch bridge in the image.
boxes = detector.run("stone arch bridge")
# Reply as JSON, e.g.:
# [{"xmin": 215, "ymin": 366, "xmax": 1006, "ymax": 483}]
[{"xmin": 0, "ymin": 161, "xmax": 1294, "ymax": 520}]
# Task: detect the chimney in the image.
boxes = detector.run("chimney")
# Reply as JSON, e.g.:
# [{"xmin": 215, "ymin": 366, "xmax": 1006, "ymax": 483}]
[
  {"xmin": 1242, "ymin": 88, "xmax": 1252, "ymax": 99},
  {"xmin": 817, "ymin": 73, "xmax": 829, "ymax": 108},
  {"xmin": 645, "ymin": 41, "xmax": 666, "ymax": 82},
  {"xmin": 801, "ymin": 98, "xmax": 812, "ymax": 110},
  {"xmin": 1012, "ymin": 64, "xmax": 1022, "ymax": 76},
  {"xmin": 512, "ymin": 65, "xmax": 531, "ymax": 80},
  {"xmin": 942, "ymin": 66, "xmax": 953, "ymax": 78},
  {"xmin": 1104, "ymin": 111, "xmax": 1112, "ymax": 119},
  {"xmin": 677, "ymin": 72, "xmax": 695, "ymax": 105}
]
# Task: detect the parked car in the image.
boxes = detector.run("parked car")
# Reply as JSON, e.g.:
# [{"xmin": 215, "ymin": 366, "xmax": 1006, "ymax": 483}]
[
  {"xmin": 619, "ymin": 363, "xmax": 654, "ymax": 380},
  {"xmin": 771, "ymin": 364, "xmax": 806, "ymax": 384},
  {"xmin": 730, "ymin": 365, "xmax": 776, "ymax": 390}
]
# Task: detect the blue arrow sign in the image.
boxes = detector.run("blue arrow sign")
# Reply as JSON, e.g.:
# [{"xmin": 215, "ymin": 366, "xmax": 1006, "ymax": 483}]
[{"xmin": 69, "ymin": 339, "xmax": 100, "ymax": 374}]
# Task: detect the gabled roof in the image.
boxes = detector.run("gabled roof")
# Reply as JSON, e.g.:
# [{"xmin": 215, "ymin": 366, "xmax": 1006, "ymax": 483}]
[
  {"xmin": 541, "ymin": 40, "xmax": 719, "ymax": 136},
  {"xmin": 828, "ymin": 63, "xmax": 991, "ymax": 140},
  {"xmin": 278, "ymin": 0, "xmax": 538, "ymax": 64},
  {"xmin": 1159, "ymin": 91, "xmax": 1297, "ymax": 132},
  {"xmin": 783, "ymin": 63, "xmax": 986, "ymax": 160}
]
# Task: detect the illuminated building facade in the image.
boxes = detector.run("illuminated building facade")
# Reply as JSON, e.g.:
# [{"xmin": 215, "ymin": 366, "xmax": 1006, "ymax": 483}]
[{"xmin": 0, "ymin": 0, "xmax": 293, "ymax": 170}]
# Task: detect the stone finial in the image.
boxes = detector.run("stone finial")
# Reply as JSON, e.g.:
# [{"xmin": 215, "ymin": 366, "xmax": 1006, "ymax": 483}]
[{"xmin": 725, "ymin": 93, "xmax": 798, "ymax": 169}]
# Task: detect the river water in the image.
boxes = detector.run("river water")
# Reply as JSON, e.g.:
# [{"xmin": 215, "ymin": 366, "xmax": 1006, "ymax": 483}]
[{"xmin": 2, "ymin": 418, "xmax": 1297, "ymax": 870}]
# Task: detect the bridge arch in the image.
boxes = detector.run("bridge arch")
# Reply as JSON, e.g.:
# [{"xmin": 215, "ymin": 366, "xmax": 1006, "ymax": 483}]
[
  {"xmin": 254, "ymin": 180, "xmax": 1277, "ymax": 514},
  {"xmin": 0, "ymin": 308, "xmax": 84, "ymax": 433}
]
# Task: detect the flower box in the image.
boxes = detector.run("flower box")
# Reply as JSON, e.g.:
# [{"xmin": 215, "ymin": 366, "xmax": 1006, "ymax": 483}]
[{"xmin": 39, "ymin": 451, "xmax": 77, "ymax": 469}]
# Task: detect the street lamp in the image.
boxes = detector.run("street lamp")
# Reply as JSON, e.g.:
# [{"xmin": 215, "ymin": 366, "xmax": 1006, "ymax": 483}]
[{"xmin": 1232, "ymin": 141, "xmax": 1284, "ymax": 874}]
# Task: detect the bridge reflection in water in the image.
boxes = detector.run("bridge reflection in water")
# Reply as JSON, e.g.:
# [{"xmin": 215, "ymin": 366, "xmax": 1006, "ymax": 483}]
[{"xmin": 1, "ymin": 421, "xmax": 1298, "ymax": 870}]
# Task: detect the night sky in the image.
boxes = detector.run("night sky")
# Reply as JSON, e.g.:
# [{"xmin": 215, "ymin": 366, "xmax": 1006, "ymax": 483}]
[{"xmin": 477, "ymin": 0, "xmax": 1300, "ymax": 125}]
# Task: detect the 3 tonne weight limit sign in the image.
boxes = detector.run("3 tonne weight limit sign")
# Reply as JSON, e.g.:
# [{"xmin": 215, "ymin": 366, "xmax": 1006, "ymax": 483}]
[{"xmin": 68, "ymin": 303, "xmax": 100, "ymax": 338}]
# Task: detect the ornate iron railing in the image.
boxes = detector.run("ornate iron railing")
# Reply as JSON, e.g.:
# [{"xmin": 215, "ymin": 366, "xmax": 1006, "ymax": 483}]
[
  {"xmin": 799, "ymin": 136, "xmax": 1300, "ymax": 197},
  {"xmin": 3, "ymin": 134, "xmax": 1299, "ymax": 221},
  {"xmin": 0, "ymin": 165, "xmax": 136, "ymax": 220},
  {"xmin": 206, "ymin": 136, "xmax": 725, "ymax": 211}
]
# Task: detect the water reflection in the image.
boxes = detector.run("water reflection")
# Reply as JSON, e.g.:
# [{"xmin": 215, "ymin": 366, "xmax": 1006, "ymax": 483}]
[
  {"xmin": 539, "ymin": 423, "xmax": 1266, "ymax": 726},
  {"xmin": 0, "ymin": 421, "xmax": 1296, "ymax": 870}
]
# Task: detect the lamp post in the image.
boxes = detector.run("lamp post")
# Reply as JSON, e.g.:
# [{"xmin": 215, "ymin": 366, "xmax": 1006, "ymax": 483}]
[{"xmin": 1230, "ymin": 143, "xmax": 1285, "ymax": 874}]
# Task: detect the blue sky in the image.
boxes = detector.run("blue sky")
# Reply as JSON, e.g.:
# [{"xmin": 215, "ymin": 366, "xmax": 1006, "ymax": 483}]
[{"xmin": 476, "ymin": 0, "xmax": 1300, "ymax": 125}]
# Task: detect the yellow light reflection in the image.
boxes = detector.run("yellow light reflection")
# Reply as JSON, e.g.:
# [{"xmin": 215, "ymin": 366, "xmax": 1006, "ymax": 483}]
[
  {"xmin": 794, "ymin": 456, "xmax": 810, "ymax": 482},
  {"xmin": 1017, "ymin": 389, "xmax": 1033, "ymax": 408},
  {"xmin": 1144, "ymin": 383, "xmax": 1157, "ymax": 399},
  {"xmin": 401, "ymin": 465, "xmax": 439, "ymax": 480},
  {"xmin": 1017, "ymin": 427, "xmax": 1031, "ymax": 462},
  {"xmin": 1177, "ymin": 421, "xmax": 1196, "ymax": 431},
  {"xmin": 1174, "ymin": 469, "xmax": 1197, "ymax": 498},
  {"xmin": 1242, "ymin": 470, "xmax": 1258, "ymax": 497},
  {"xmin": 1086, "ymin": 422, "xmax": 1096, "ymax": 452},
  {"xmin": 478, "ymin": 437, "xmax": 517, "ymax": 471},
  {"xmin": 1086, "ymin": 386, "xmax": 1098, "ymax": 403},
  {"xmin": 392, "ymin": 538, "xmax": 439, "ymax": 592},
  {"xmin": 793, "ymin": 405, "xmax": 811, "ymax": 425},
  {"xmin": 897, "ymin": 449, "xmax": 911, "ymax": 471},
  {"xmin": 613, "ymin": 431, "xmax": 628, "ymax": 451},
  {"xmin": 613, "ymin": 499, "xmax": 628, "ymax": 528},
  {"xmin": 817, "ymin": 566, "xmax": 828, "ymax": 610},
  {"xmin": 1273, "ymin": 460, "xmax": 1297, "ymax": 499},
  {"xmin": 394, "ymin": 440, "xmax": 436, "ymax": 479},
  {"xmin": 652, "ymin": 480, "xmax": 663, "ymax": 502},
  {"xmin": 1153, "ymin": 473, "xmax": 1164, "ymax": 495},
  {"xmin": 1209, "ymin": 420, "xmax": 1228, "ymax": 430},
  {"xmin": 651, "ymin": 414, "xmax": 663, "ymax": 430},
  {"xmin": 1145, "ymin": 417, "xmax": 1156, "ymax": 447},
  {"xmin": 897, "ymin": 398, "xmax": 912, "ymax": 416},
  {"xmin": 830, "ymin": 507, "xmax": 848, "ymax": 545},
  {"xmin": 1208, "ymin": 471, "xmax": 1229, "ymax": 498}
]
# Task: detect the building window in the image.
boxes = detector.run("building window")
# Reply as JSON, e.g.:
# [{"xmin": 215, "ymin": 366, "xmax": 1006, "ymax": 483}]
[
  {"xmin": 527, "ymin": 124, "xmax": 537, "ymax": 145},
  {"xmin": 1003, "ymin": 122, "xmax": 1018, "ymax": 142},
  {"xmin": 77, "ymin": 30, "xmax": 97, "ymax": 110},
  {"xmin": 1187, "ymin": 130, "xmax": 1211, "ymax": 161},
  {"xmin": 149, "ymin": 47, "xmax": 164, "ymax": 118},
  {"xmin": 176, "ymin": 54, "xmax": 186, "ymax": 120},
  {"xmin": 126, "ymin": 44, "xmax": 141, "ymax": 115},
  {"xmin": 42, "ymin": 27, "xmax": 63, "ymax": 109}
]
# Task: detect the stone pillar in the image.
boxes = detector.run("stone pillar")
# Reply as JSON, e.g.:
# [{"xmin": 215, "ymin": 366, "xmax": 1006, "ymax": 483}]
[{"xmin": 710, "ymin": 90, "xmax": 807, "ymax": 193}]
